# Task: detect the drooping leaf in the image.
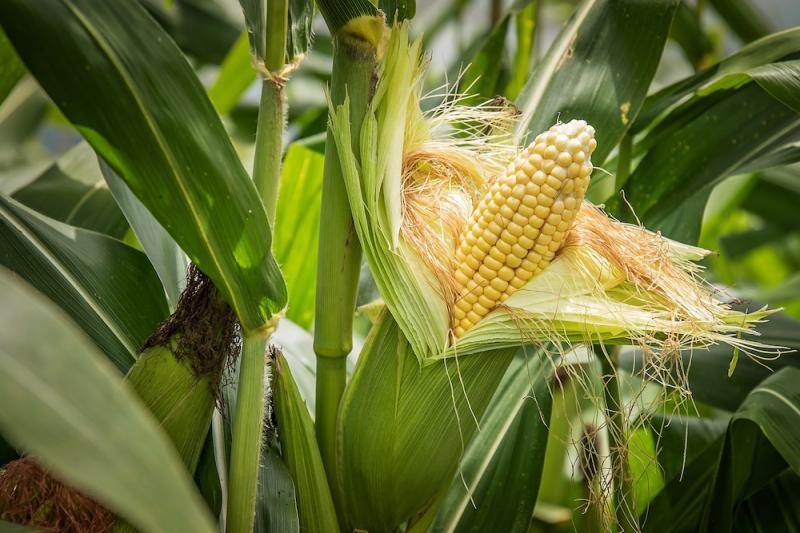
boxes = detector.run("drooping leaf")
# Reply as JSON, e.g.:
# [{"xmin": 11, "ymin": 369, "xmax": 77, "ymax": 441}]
[
  {"xmin": 514, "ymin": 0, "xmax": 679, "ymax": 164},
  {"xmin": 101, "ymin": 161, "xmax": 186, "ymax": 310},
  {"xmin": 634, "ymin": 27, "xmax": 800, "ymax": 133},
  {"xmin": 0, "ymin": 195, "xmax": 168, "ymax": 371},
  {"xmin": 272, "ymin": 350, "xmax": 338, "ymax": 532},
  {"xmin": 273, "ymin": 144, "xmax": 324, "ymax": 330},
  {"xmin": 701, "ymin": 367, "xmax": 800, "ymax": 532},
  {"xmin": 0, "ymin": 270, "xmax": 216, "ymax": 533},
  {"xmin": 431, "ymin": 350, "xmax": 554, "ymax": 532},
  {"xmin": 337, "ymin": 310, "xmax": 515, "ymax": 530},
  {"xmin": 9, "ymin": 143, "xmax": 128, "ymax": 239},
  {"xmin": 615, "ymin": 77, "xmax": 800, "ymax": 233},
  {"xmin": 732, "ymin": 470, "xmax": 800, "ymax": 533},
  {"xmin": 0, "ymin": 0, "xmax": 287, "ymax": 332}
]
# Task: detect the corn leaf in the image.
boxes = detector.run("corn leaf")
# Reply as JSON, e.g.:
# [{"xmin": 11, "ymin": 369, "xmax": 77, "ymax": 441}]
[
  {"xmin": 274, "ymin": 144, "xmax": 324, "ymax": 330},
  {"xmin": 633, "ymin": 27, "xmax": 800, "ymax": 133},
  {"xmin": 431, "ymin": 350, "xmax": 554, "ymax": 532},
  {"xmin": 0, "ymin": 0, "xmax": 287, "ymax": 332},
  {"xmin": 514, "ymin": 0, "xmax": 679, "ymax": 164},
  {"xmin": 337, "ymin": 310, "xmax": 515, "ymax": 530},
  {"xmin": 0, "ymin": 195, "xmax": 168, "ymax": 371},
  {"xmin": 255, "ymin": 442, "xmax": 301, "ymax": 533},
  {"xmin": 0, "ymin": 27, "xmax": 23, "ymax": 106},
  {"xmin": 0, "ymin": 270, "xmax": 216, "ymax": 533},
  {"xmin": 208, "ymin": 32, "xmax": 256, "ymax": 116},
  {"xmin": 316, "ymin": 0, "xmax": 378, "ymax": 36},
  {"xmin": 272, "ymin": 350, "xmax": 339, "ymax": 532},
  {"xmin": 8, "ymin": 143, "xmax": 128, "ymax": 239},
  {"xmin": 619, "ymin": 312, "xmax": 800, "ymax": 412},
  {"xmin": 101, "ymin": 161, "xmax": 186, "ymax": 310},
  {"xmin": 615, "ymin": 76, "xmax": 800, "ymax": 234},
  {"xmin": 731, "ymin": 471, "xmax": 800, "ymax": 532}
]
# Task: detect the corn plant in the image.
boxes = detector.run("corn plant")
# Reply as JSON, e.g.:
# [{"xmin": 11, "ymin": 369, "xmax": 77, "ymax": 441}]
[{"xmin": 0, "ymin": 1, "xmax": 799, "ymax": 532}]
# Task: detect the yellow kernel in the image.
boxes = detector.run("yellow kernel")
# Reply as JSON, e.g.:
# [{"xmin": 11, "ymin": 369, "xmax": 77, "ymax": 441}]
[
  {"xmin": 490, "ymin": 278, "xmax": 508, "ymax": 293},
  {"xmin": 506, "ymin": 196, "xmax": 521, "ymax": 210},
  {"xmin": 455, "ymin": 269, "xmax": 469, "ymax": 286},
  {"xmin": 523, "ymin": 226, "xmax": 540, "ymax": 240},
  {"xmin": 567, "ymin": 138, "xmax": 583, "ymax": 153},
  {"xmin": 538, "ymin": 195, "xmax": 554, "ymax": 208},
  {"xmin": 534, "ymin": 205, "xmax": 550, "ymax": 219},
  {"xmin": 511, "ymin": 243, "xmax": 527, "ymax": 258},
  {"xmin": 534, "ymin": 244, "xmax": 548, "ymax": 255},
  {"xmin": 453, "ymin": 307, "xmax": 466, "ymax": 320},
  {"xmin": 541, "ymin": 224, "xmax": 556, "ymax": 236},
  {"xmin": 484, "ymin": 286, "xmax": 501, "ymax": 301},
  {"xmin": 499, "ymin": 204, "xmax": 515, "ymax": 219},
  {"xmin": 542, "ymin": 160, "xmax": 556, "ymax": 174},
  {"xmin": 478, "ymin": 265, "xmax": 495, "ymax": 280},
  {"xmin": 520, "ymin": 259, "xmax": 536, "ymax": 271},
  {"xmin": 498, "ymin": 266, "xmax": 514, "ymax": 282},
  {"xmin": 484, "ymin": 256, "xmax": 503, "ymax": 271},
  {"xmin": 512, "ymin": 213, "xmax": 527, "ymax": 226},
  {"xmin": 506, "ymin": 223, "xmax": 524, "ymax": 238},
  {"xmin": 519, "ymin": 204, "xmax": 534, "ymax": 217},
  {"xmin": 454, "ymin": 326, "xmax": 465, "ymax": 337},
  {"xmin": 538, "ymin": 234, "xmax": 552, "ymax": 246},
  {"xmin": 496, "ymin": 240, "xmax": 512, "ymax": 254},
  {"xmin": 541, "ymin": 184, "xmax": 558, "ymax": 199},
  {"xmin": 465, "ymin": 255, "xmax": 480, "ymax": 270},
  {"xmin": 506, "ymin": 254, "xmax": 522, "ymax": 268},
  {"xmin": 548, "ymin": 240, "xmax": 562, "ymax": 253},
  {"xmin": 518, "ymin": 235, "xmax": 533, "ymax": 248},
  {"xmin": 476, "ymin": 237, "xmax": 491, "ymax": 253},
  {"xmin": 551, "ymin": 200, "xmax": 565, "ymax": 215},
  {"xmin": 550, "ymin": 166, "xmax": 567, "ymax": 181},
  {"xmin": 489, "ymin": 247, "xmax": 505, "ymax": 263},
  {"xmin": 510, "ymin": 277, "xmax": 527, "ymax": 289},
  {"xmin": 467, "ymin": 311, "xmax": 481, "ymax": 324},
  {"xmin": 464, "ymin": 291, "xmax": 478, "ymax": 305},
  {"xmin": 473, "ymin": 302, "xmax": 488, "ymax": 316},
  {"xmin": 548, "ymin": 213, "xmax": 562, "ymax": 226}
]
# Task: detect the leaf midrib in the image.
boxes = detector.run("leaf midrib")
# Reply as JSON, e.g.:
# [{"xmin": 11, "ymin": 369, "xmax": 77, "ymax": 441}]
[
  {"xmin": 1, "ymin": 202, "xmax": 137, "ymax": 359},
  {"xmin": 61, "ymin": 0, "xmax": 242, "ymax": 323}
]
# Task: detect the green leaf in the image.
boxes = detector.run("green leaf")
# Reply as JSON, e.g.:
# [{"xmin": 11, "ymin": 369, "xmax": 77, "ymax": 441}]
[
  {"xmin": 0, "ymin": 520, "xmax": 40, "ymax": 532},
  {"xmin": 287, "ymin": 0, "xmax": 315, "ymax": 58},
  {"xmin": 379, "ymin": 0, "xmax": 415, "ymax": 23},
  {"xmin": 273, "ymin": 144, "xmax": 324, "ymax": 330},
  {"xmin": 337, "ymin": 310, "xmax": 515, "ymax": 530},
  {"xmin": 634, "ymin": 27, "xmax": 800, "ymax": 133},
  {"xmin": 208, "ymin": 32, "xmax": 257, "ymax": 116},
  {"xmin": 514, "ymin": 0, "xmax": 679, "ymax": 164},
  {"xmin": 0, "ymin": 0, "xmax": 287, "ymax": 332},
  {"xmin": 701, "ymin": 367, "xmax": 800, "ymax": 532},
  {"xmin": 709, "ymin": 0, "xmax": 773, "ymax": 44},
  {"xmin": 272, "ymin": 350, "xmax": 339, "ymax": 532},
  {"xmin": 620, "ymin": 312, "xmax": 800, "ymax": 412},
  {"xmin": 0, "ymin": 195, "xmax": 168, "ymax": 371},
  {"xmin": 0, "ymin": 27, "xmax": 25, "ymax": 107},
  {"xmin": 669, "ymin": 1, "xmax": 714, "ymax": 68},
  {"xmin": 0, "ymin": 269, "xmax": 216, "ymax": 533},
  {"xmin": 431, "ymin": 350, "xmax": 554, "ymax": 532},
  {"xmin": 254, "ymin": 441, "xmax": 301, "ymax": 533},
  {"xmin": 733, "ymin": 471, "xmax": 800, "ymax": 532},
  {"xmin": 458, "ymin": 14, "xmax": 511, "ymax": 101},
  {"xmin": 615, "ymin": 80, "xmax": 800, "ymax": 233},
  {"xmin": 101, "ymin": 161, "xmax": 186, "ymax": 310},
  {"xmin": 9, "ymin": 143, "xmax": 128, "ymax": 239}
]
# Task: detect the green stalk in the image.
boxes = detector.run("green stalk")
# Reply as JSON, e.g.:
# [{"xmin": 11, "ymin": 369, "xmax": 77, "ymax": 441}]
[
  {"xmin": 253, "ymin": 78, "xmax": 285, "ymax": 226},
  {"xmin": 228, "ymin": 2, "xmax": 288, "ymax": 530},
  {"xmin": 314, "ymin": 25, "xmax": 381, "ymax": 490},
  {"xmin": 599, "ymin": 347, "xmax": 638, "ymax": 532},
  {"xmin": 251, "ymin": 0, "xmax": 288, "ymax": 225},
  {"xmin": 227, "ymin": 329, "xmax": 269, "ymax": 533}
]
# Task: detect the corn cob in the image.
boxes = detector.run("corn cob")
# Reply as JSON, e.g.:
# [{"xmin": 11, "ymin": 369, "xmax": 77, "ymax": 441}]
[{"xmin": 452, "ymin": 120, "xmax": 596, "ymax": 337}]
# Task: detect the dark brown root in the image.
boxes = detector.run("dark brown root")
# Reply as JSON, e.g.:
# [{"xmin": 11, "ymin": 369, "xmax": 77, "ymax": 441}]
[
  {"xmin": 0, "ymin": 458, "xmax": 114, "ymax": 533},
  {"xmin": 142, "ymin": 263, "xmax": 241, "ymax": 404}
]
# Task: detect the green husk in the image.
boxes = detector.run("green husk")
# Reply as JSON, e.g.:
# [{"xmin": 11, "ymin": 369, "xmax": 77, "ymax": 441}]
[{"xmin": 336, "ymin": 309, "xmax": 515, "ymax": 530}]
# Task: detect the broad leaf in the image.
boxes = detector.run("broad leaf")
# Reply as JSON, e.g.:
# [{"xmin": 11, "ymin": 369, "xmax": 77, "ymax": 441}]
[
  {"xmin": 272, "ymin": 350, "xmax": 338, "ymax": 532},
  {"xmin": 101, "ymin": 161, "xmax": 186, "ymax": 309},
  {"xmin": 337, "ymin": 311, "xmax": 515, "ymax": 530},
  {"xmin": 0, "ymin": 27, "xmax": 24, "ymax": 108},
  {"xmin": 619, "ymin": 312, "xmax": 800, "ymax": 412},
  {"xmin": 0, "ymin": 270, "xmax": 215, "ymax": 533},
  {"xmin": 208, "ymin": 32, "xmax": 256, "ymax": 116},
  {"xmin": 273, "ymin": 144, "xmax": 324, "ymax": 330},
  {"xmin": 0, "ymin": 195, "xmax": 168, "ymax": 371},
  {"xmin": 634, "ymin": 27, "xmax": 800, "ymax": 132},
  {"xmin": 615, "ymin": 80, "xmax": 800, "ymax": 232},
  {"xmin": 431, "ymin": 350, "xmax": 554, "ymax": 532},
  {"xmin": 514, "ymin": 0, "xmax": 679, "ymax": 164},
  {"xmin": 9, "ymin": 143, "xmax": 128, "ymax": 239},
  {"xmin": 254, "ymin": 441, "xmax": 300, "ymax": 533},
  {"xmin": 0, "ymin": 0, "xmax": 287, "ymax": 332},
  {"xmin": 701, "ymin": 367, "xmax": 800, "ymax": 531}
]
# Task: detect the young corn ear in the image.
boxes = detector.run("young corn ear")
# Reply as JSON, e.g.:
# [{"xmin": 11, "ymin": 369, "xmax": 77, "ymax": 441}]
[{"xmin": 453, "ymin": 120, "xmax": 596, "ymax": 336}]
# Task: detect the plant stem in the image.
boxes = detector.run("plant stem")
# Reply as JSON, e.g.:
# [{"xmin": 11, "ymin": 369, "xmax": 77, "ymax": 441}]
[
  {"xmin": 313, "ymin": 29, "xmax": 379, "ymax": 490},
  {"xmin": 599, "ymin": 347, "xmax": 638, "ymax": 532},
  {"xmin": 253, "ymin": 78, "xmax": 285, "ymax": 225},
  {"xmin": 227, "ymin": 329, "xmax": 269, "ymax": 533},
  {"xmin": 252, "ymin": 0, "xmax": 288, "ymax": 224}
]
